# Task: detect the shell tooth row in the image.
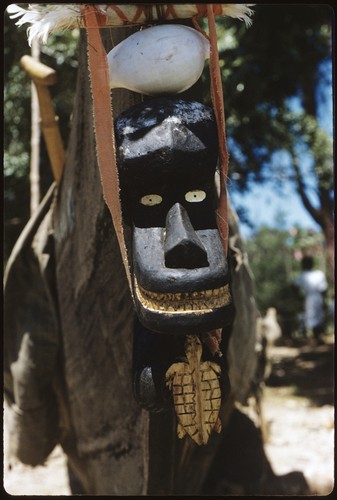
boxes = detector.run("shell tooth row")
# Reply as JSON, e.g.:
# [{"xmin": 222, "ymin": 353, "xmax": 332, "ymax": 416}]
[{"xmin": 135, "ymin": 282, "xmax": 231, "ymax": 313}]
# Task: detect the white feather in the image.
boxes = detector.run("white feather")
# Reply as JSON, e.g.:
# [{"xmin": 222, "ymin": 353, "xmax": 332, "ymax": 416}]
[
  {"xmin": 7, "ymin": 4, "xmax": 81, "ymax": 45},
  {"xmin": 221, "ymin": 4, "xmax": 255, "ymax": 27},
  {"xmin": 6, "ymin": 4, "xmax": 254, "ymax": 46}
]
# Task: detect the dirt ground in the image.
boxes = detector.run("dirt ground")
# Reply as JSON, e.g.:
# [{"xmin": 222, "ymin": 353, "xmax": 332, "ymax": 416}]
[
  {"xmin": 262, "ymin": 336, "xmax": 334, "ymax": 496},
  {"xmin": 3, "ymin": 336, "xmax": 334, "ymax": 496}
]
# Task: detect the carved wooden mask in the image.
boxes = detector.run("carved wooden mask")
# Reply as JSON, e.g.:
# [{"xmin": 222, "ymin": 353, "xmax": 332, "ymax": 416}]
[{"xmin": 115, "ymin": 98, "xmax": 234, "ymax": 334}]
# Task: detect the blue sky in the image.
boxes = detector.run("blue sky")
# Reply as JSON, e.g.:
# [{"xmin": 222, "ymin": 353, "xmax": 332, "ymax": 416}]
[
  {"xmin": 230, "ymin": 182, "xmax": 321, "ymax": 240},
  {"xmin": 230, "ymin": 59, "xmax": 333, "ymax": 241}
]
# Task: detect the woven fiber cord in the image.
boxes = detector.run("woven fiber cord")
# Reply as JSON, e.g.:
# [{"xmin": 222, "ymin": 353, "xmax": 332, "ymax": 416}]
[{"xmin": 82, "ymin": 5, "xmax": 133, "ymax": 294}]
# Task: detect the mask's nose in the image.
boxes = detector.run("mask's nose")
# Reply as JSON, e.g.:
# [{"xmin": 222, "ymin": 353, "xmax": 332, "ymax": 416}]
[{"xmin": 164, "ymin": 203, "xmax": 209, "ymax": 269}]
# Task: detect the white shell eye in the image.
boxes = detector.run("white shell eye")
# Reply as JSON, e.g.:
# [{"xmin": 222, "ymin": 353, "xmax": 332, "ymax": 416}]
[
  {"xmin": 185, "ymin": 190, "xmax": 206, "ymax": 203},
  {"xmin": 140, "ymin": 194, "xmax": 163, "ymax": 206}
]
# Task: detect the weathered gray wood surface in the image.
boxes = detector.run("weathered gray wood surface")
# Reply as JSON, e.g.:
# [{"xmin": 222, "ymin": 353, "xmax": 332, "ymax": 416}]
[{"xmin": 51, "ymin": 28, "xmax": 149, "ymax": 494}]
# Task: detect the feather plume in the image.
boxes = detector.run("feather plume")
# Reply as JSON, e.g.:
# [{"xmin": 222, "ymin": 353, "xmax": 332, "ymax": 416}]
[
  {"xmin": 6, "ymin": 4, "xmax": 254, "ymax": 46},
  {"xmin": 7, "ymin": 4, "xmax": 82, "ymax": 45},
  {"xmin": 220, "ymin": 4, "xmax": 255, "ymax": 27}
]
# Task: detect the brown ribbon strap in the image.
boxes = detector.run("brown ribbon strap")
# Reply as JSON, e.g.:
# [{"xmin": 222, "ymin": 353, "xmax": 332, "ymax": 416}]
[
  {"xmin": 206, "ymin": 5, "xmax": 229, "ymax": 255},
  {"xmin": 82, "ymin": 5, "xmax": 133, "ymax": 293}
]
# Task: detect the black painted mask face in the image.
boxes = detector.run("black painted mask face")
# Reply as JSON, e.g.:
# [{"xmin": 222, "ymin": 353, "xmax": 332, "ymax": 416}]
[{"xmin": 116, "ymin": 98, "xmax": 234, "ymax": 334}]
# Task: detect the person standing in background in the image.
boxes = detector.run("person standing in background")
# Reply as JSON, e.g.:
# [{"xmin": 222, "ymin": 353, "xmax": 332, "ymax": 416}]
[{"xmin": 294, "ymin": 256, "xmax": 328, "ymax": 344}]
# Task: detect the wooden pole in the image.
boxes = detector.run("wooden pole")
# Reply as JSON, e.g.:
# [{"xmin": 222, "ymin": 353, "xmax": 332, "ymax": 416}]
[
  {"xmin": 29, "ymin": 40, "xmax": 41, "ymax": 214},
  {"xmin": 20, "ymin": 55, "xmax": 65, "ymax": 186}
]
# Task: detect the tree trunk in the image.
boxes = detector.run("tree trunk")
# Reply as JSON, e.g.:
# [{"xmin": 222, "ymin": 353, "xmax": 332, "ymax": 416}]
[
  {"xmin": 321, "ymin": 207, "xmax": 334, "ymax": 284},
  {"xmin": 51, "ymin": 28, "xmax": 259, "ymax": 495},
  {"xmin": 293, "ymin": 154, "xmax": 334, "ymax": 281}
]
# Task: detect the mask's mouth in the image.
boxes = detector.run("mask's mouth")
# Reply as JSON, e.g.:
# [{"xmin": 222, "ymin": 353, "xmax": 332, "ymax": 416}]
[{"xmin": 134, "ymin": 278, "xmax": 231, "ymax": 314}]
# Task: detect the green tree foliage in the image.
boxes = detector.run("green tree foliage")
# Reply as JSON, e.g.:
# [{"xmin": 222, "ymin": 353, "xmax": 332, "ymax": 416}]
[
  {"xmin": 207, "ymin": 5, "xmax": 332, "ymax": 184},
  {"xmin": 246, "ymin": 225, "xmax": 328, "ymax": 335},
  {"xmin": 247, "ymin": 227, "xmax": 300, "ymax": 314},
  {"xmin": 4, "ymin": 11, "xmax": 79, "ymax": 260},
  {"xmin": 202, "ymin": 4, "xmax": 333, "ymax": 273}
]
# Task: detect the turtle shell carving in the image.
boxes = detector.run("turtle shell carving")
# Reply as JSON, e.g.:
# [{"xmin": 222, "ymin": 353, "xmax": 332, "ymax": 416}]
[{"xmin": 165, "ymin": 335, "xmax": 222, "ymax": 445}]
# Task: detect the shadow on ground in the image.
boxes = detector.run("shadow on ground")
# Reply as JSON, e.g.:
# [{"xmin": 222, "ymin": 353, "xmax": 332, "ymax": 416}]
[
  {"xmin": 202, "ymin": 408, "xmax": 311, "ymax": 496},
  {"xmin": 266, "ymin": 339, "xmax": 334, "ymax": 406},
  {"xmin": 203, "ymin": 337, "xmax": 334, "ymax": 496}
]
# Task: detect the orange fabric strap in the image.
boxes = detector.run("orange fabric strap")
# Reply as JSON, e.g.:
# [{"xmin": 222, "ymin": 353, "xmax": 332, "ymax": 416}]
[
  {"xmin": 82, "ymin": 5, "xmax": 133, "ymax": 293},
  {"xmin": 206, "ymin": 4, "xmax": 229, "ymax": 255},
  {"xmin": 193, "ymin": 6, "xmax": 229, "ymax": 255}
]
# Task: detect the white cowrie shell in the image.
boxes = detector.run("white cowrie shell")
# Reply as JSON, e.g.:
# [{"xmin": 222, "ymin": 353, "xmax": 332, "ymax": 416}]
[{"xmin": 107, "ymin": 24, "xmax": 210, "ymax": 96}]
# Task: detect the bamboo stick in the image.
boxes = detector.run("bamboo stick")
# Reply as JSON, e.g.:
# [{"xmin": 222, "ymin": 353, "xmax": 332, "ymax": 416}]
[{"xmin": 20, "ymin": 55, "xmax": 65, "ymax": 185}]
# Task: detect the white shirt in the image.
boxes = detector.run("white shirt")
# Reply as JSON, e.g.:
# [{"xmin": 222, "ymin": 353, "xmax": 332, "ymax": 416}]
[{"xmin": 295, "ymin": 270, "xmax": 328, "ymax": 329}]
